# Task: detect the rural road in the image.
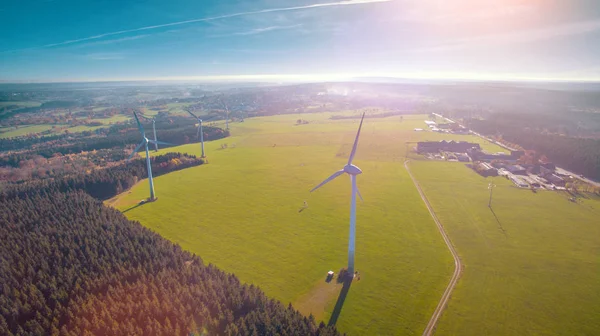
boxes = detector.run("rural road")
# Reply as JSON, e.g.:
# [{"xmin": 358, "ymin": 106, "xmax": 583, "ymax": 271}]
[{"xmin": 404, "ymin": 160, "xmax": 463, "ymax": 336}]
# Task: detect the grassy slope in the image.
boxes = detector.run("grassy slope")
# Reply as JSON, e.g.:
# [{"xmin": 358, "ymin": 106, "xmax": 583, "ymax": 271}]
[
  {"xmin": 0, "ymin": 101, "xmax": 41, "ymax": 108},
  {"xmin": 112, "ymin": 113, "xmax": 513, "ymax": 334},
  {"xmin": 92, "ymin": 114, "xmax": 131, "ymax": 124},
  {"xmin": 409, "ymin": 160, "xmax": 600, "ymax": 335},
  {"xmin": 0, "ymin": 124, "xmax": 58, "ymax": 138},
  {"xmin": 0, "ymin": 115, "xmax": 129, "ymax": 138}
]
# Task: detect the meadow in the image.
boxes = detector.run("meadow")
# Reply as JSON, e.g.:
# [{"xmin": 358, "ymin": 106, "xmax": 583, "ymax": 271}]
[
  {"xmin": 0, "ymin": 124, "xmax": 60, "ymax": 138},
  {"xmin": 0, "ymin": 115, "xmax": 131, "ymax": 138},
  {"xmin": 0, "ymin": 101, "xmax": 41, "ymax": 108},
  {"xmin": 110, "ymin": 112, "xmax": 599, "ymax": 335},
  {"xmin": 111, "ymin": 113, "xmax": 471, "ymax": 335},
  {"xmin": 409, "ymin": 160, "xmax": 600, "ymax": 335}
]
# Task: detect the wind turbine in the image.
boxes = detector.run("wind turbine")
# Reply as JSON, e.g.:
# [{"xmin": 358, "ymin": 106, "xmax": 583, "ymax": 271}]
[
  {"xmin": 186, "ymin": 109, "xmax": 206, "ymax": 158},
  {"xmin": 139, "ymin": 113, "xmax": 159, "ymax": 151},
  {"xmin": 311, "ymin": 113, "xmax": 365, "ymax": 277},
  {"xmin": 129, "ymin": 111, "xmax": 172, "ymax": 201},
  {"xmin": 219, "ymin": 96, "xmax": 230, "ymax": 130}
]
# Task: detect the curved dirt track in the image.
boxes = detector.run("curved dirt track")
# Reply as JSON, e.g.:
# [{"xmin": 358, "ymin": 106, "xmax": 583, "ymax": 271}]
[{"xmin": 404, "ymin": 160, "xmax": 463, "ymax": 336}]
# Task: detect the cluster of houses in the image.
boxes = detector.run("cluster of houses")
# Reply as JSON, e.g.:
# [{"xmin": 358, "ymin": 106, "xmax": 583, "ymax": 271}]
[
  {"xmin": 474, "ymin": 161, "xmax": 566, "ymax": 189},
  {"xmin": 417, "ymin": 140, "xmax": 568, "ymax": 189}
]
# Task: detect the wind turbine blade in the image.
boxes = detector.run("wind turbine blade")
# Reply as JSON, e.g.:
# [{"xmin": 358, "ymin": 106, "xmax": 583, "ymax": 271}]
[
  {"xmin": 356, "ymin": 188, "xmax": 364, "ymax": 202},
  {"xmin": 149, "ymin": 140, "xmax": 174, "ymax": 146},
  {"xmin": 138, "ymin": 113, "xmax": 153, "ymax": 121},
  {"xmin": 347, "ymin": 112, "xmax": 365, "ymax": 165},
  {"xmin": 186, "ymin": 109, "xmax": 199, "ymax": 119},
  {"xmin": 128, "ymin": 142, "xmax": 144, "ymax": 160},
  {"xmin": 133, "ymin": 112, "xmax": 145, "ymax": 135},
  {"xmin": 196, "ymin": 125, "xmax": 201, "ymax": 139},
  {"xmin": 310, "ymin": 170, "xmax": 344, "ymax": 192}
]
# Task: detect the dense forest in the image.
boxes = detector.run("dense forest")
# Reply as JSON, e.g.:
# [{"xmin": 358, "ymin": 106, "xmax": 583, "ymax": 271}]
[
  {"xmin": 0, "ymin": 191, "xmax": 338, "ymax": 335},
  {"xmin": 1, "ymin": 152, "xmax": 202, "ymax": 201},
  {"xmin": 467, "ymin": 115, "xmax": 600, "ymax": 180}
]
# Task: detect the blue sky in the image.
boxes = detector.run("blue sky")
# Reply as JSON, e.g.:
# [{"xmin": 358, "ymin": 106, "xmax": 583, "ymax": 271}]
[{"xmin": 1, "ymin": 0, "xmax": 600, "ymax": 82}]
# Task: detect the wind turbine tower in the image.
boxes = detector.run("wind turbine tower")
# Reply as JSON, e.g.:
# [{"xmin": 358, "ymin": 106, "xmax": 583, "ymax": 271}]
[
  {"xmin": 129, "ymin": 112, "xmax": 171, "ymax": 201},
  {"xmin": 311, "ymin": 113, "xmax": 365, "ymax": 276},
  {"xmin": 219, "ymin": 96, "xmax": 230, "ymax": 130},
  {"xmin": 186, "ymin": 109, "xmax": 206, "ymax": 158}
]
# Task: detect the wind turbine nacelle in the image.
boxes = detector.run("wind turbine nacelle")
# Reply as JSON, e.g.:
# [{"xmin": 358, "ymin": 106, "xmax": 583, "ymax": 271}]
[{"xmin": 344, "ymin": 164, "xmax": 362, "ymax": 175}]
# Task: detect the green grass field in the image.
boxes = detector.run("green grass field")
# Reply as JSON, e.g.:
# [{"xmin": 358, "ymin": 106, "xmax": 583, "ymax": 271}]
[
  {"xmin": 112, "ymin": 113, "xmax": 470, "ymax": 334},
  {"xmin": 0, "ymin": 124, "xmax": 58, "ymax": 138},
  {"xmin": 0, "ymin": 114, "xmax": 129, "ymax": 138},
  {"xmin": 409, "ymin": 160, "xmax": 600, "ymax": 335},
  {"xmin": 0, "ymin": 101, "xmax": 41, "ymax": 108},
  {"xmin": 110, "ymin": 112, "xmax": 598, "ymax": 335},
  {"xmin": 91, "ymin": 114, "xmax": 131, "ymax": 124}
]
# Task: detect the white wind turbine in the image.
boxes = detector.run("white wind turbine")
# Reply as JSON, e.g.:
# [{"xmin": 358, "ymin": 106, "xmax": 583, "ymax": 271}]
[
  {"xmin": 128, "ymin": 112, "xmax": 172, "ymax": 201},
  {"xmin": 186, "ymin": 109, "xmax": 206, "ymax": 158},
  {"xmin": 219, "ymin": 96, "xmax": 230, "ymax": 130},
  {"xmin": 139, "ymin": 113, "xmax": 159, "ymax": 152},
  {"xmin": 311, "ymin": 113, "xmax": 365, "ymax": 276}
]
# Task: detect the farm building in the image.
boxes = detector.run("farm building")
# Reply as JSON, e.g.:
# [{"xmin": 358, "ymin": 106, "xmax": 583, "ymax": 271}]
[
  {"xmin": 467, "ymin": 148, "xmax": 523, "ymax": 162},
  {"xmin": 505, "ymin": 165, "xmax": 527, "ymax": 175},
  {"xmin": 417, "ymin": 140, "xmax": 481, "ymax": 153},
  {"xmin": 541, "ymin": 162, "xmax": 556, "ymax": 170},
  {"xmin": 509, "ymin": 175, "xmax": 529, "ymax": 188},
  {"xmin": 476, "ymin": 162, "xmax": 498, "ymax": 177},
  {"xmin": 543, "ymin": 173, "xmax": 566, "ymax": 187}
]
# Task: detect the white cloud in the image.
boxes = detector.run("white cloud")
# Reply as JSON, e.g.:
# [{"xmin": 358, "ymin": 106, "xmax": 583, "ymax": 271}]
[
  {"xmin": 2, "ymin": 0, "xmax": 392, "ymax": 52},
  {"xmin": 390, "ymin": 1, "xmax": 535, "ymax": 24},
  {"xmin": 231, "ymin": 24, "xmax": 303, "ymax": 36},
  {"xmin": 85, "ymin": 53, "xmax": 125, "ymax": 60},
  {"xmin": 71, "ymin": 34, "xmax": 151, "ymax": 49},
  {"xmin": 411, "ymin": 19, "xmax": 600, "ymax": 53}
]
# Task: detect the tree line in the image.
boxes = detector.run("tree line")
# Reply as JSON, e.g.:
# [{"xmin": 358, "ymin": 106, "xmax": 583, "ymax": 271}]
[
  {"xmin": 1, "ymin": 152, "xmax": 203, "ymax": 201},
  {"xmin": 468, "ymin": 116, "xmax": 600, "ymax": 181},
  {"xmin": 0, "ymin": 191, "xmax": 338, "ymax": 336}
]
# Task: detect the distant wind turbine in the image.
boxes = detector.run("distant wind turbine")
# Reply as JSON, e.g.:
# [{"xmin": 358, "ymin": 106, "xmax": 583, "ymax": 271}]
[
  {"xmin": 139, "ymin": 113, "xmax": 159, "ymax": 151},
  {"xmin": 311, "ymin": 113, "xmax": 365, "ymax": 276},
  {"xmin": 219, "ymin": 96, "xmax": 230, "ymax": 130},
  {"xmin": 129, "ymin": 112, "xmax": 172, "ymax": 201},
  {"xmin": 186, "ymin": 109, "xmax": 206, "ymax": 158}
]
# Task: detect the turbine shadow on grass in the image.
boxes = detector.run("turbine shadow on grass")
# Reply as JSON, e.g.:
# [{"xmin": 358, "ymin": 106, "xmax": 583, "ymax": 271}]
[
  {"xmin": 490, "ymin": 207, "xmax": 506, "ymax": 235},
  {"xmin": 122, "ymin": 202, "xmax": 147, "ymax": 213},
  {"xmin": 328, "ymin": 277, "xmax": 352, "ymax": 327}
]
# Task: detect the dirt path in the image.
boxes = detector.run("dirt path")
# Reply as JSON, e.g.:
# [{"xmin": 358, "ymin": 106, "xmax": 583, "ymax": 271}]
[
  {"xmin": 103, "ymin": 180, "xmax": 142, "ymax": 208},
  {"xmin": 404, "ymin": 160, "xmax": 463, "ymax": 336},
  {"xmin": 294, "ymin": 279, "xmax": 345, "ymax": 322}
]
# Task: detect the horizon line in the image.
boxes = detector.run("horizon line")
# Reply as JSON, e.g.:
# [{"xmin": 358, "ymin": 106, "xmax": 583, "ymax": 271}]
[{"xmin": 1, "ymin": 73, "xmax": 600, "ymax": 84}]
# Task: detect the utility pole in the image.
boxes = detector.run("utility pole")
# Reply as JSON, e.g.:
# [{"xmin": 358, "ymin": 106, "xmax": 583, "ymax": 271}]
[{"xmin": 488, "ymin": 182, "xmax": 496, "ymax": 208}]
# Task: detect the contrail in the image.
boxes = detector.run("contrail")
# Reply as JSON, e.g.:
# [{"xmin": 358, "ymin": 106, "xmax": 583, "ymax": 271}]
[{"xmin": 3, "ymin": 0, "xmax": 392, "ymax": 52}]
